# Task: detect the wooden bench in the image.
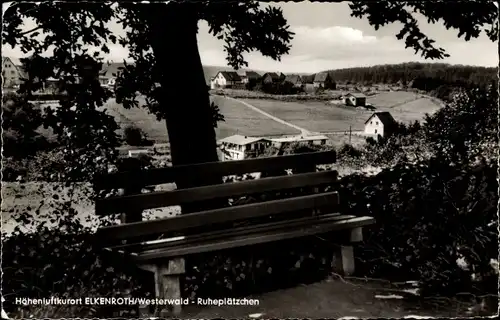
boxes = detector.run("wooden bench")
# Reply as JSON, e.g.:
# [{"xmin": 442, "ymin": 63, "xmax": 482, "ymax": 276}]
[{"xmin": 93, "ymin": 150, "xmax": 376, "ymax": 316}]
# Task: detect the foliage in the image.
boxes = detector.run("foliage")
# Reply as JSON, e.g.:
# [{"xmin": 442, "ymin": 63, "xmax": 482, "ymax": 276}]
[
  {"xmin": 339, "ymin": 156, "xmax": 498, "ymax": 298},
  {"xmin": 1, "ymin": 190, "xmax": 151, "ymax": 318},
  {"xmin": 423, "ymin": 84, "xmax": 497, "ymax": 163},
  {"xmin": 260, "ymin": 81, "xmax": 303, "ymax": 95},
  {"xmin": 2, "ymin": 93, "xmax": 51, "ymax": 158},
  {"xmin": 349, "ymin": 1, "xmax": 498, "ymax": 60},
  {"xmin": 318, "ymin": 62, "xmax": 496, "ymax": 91},
  {"xmin": 210, "ymin": 101, "xmax": 225, "ymax": 129},
  {"xmin": 123, "ymin": 125, "xmax": 146, "ymax": 146}
]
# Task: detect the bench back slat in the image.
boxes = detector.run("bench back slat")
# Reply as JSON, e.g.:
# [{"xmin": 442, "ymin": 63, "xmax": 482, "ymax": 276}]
[
  {"xmin": 95, "ymin": 170, "xmax": 338, "ymax": 216},
  {"xmin": 94, "ymin": 150, "xmax": 336, "ymax": 190},
  {"xmin": 96, "ymin": 191, "xmax": 339, "ymax": 244}
]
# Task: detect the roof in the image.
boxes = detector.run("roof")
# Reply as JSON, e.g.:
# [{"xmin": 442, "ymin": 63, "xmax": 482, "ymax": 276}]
[
  {"xmin": 218, "ymin": 135, "xmax": 264, "ymax": 145},
  {"xmin": 263, "ymin": 72, "xmax": 282, "ymax": 80},
  {"xmin": 313, "ymin": 72, "xmax": 330, "ymax": 83},
  {"xmin": 100, "ymin": 62, "xmax": 126, "ymax": 78},
  {"xmin": 365, "ymin": 112, "xmax": 398, "ymax": 126},
  {"xmin": 284, "ymin": 74, "xmax": 302, "ymax": 84},
  {"xmin": 267, "ymin": 135, "xmax": 329, "ymax": 143},
  {"xmin": 243, "ymin": 71, "xmax": 262, "ymax": 79},
  {"xmin": 218, "ymin": 71, "xmax": 242, "ymax": 81},
  {"xmin": 345, "ymin": 93, "xmax": 366, "ymax": 98}
]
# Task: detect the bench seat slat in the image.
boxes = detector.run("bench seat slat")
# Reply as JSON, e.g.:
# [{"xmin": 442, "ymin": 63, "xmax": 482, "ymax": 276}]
[
  {"xmin": 94, "ymin": 150, "xmax": 336, "ymax": 190},
  {"xmin": 106, "ymin": 213, "xmax": 350, "ymax": 253},
  {"xmin": 134, "ymin": 216, "xmax": 376, "ymax": 261},
  {"xmin": 97, "ymin": 191, "xmax": 339, "ymax": 245},
  {"xmin": 95, "ymin": 170, "xmax": 338, "ymax": 216}
]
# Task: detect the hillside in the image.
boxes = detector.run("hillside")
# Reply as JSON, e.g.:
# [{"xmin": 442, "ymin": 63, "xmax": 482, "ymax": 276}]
[{"xmin": 319, "ymin": 62, "xmax": 496, "ymax": 88}]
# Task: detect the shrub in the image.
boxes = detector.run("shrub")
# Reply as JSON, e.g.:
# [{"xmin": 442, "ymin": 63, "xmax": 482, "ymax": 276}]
[
  {"xmin": 338, "ymin": 143, "xmax": 363, "ymax": 159},
  {"xmin": 2, "ymin": 195, "xmax": 151, "ymax": 318},
  {"xmin": 2, "ymin": 93, "xmax": 51, "ymax": 158},
  {"xmin": 123, "ymin": 125, "xmax": 146, "ymax": 146},
  {"xmin": 338, "ymin": 156, "xmax": 498, "ymax": 298}
]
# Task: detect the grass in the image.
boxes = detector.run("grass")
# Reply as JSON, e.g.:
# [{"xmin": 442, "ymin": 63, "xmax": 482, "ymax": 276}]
[
  {"xmin": 241, "ymin": 99, "xmax": 369, "ymax": 132},
  {"xmin": 212, "ymin": 95, "xmax": 299, "ymax": 138},
  {"xmin": 102, "ymin": 95, "xmax": 299, "ymax": 143},
  {"xmin": 241, "ymin": 91, "xmax": 441, "ymax": 134}
]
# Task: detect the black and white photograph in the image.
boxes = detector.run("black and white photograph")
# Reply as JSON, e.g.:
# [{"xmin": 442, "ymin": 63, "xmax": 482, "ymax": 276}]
[{"xmin": 1, "ymin": 0, "xmax": 498, "ymax": 318}]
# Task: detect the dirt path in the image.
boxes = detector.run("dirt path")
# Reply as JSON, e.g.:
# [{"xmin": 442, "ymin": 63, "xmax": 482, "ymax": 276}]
[
  {"xmin": 224, "ymin": 96, "xmax": 315, "ymax": 136},
  {"xmin": 180, "ymin": 277, "xmax": 471, "ymax": 318}
]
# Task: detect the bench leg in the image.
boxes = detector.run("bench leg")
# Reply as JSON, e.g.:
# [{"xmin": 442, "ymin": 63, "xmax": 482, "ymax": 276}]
[
  {"xmin": 333, "ymin": 245, "xmax": 355, "ymax": 276},
  {"xmin": 332, "ymin": 227, "xmax": 364, "ymax": 276},
  {"xmin": 138, "ymin": 258, "xmax": 185, "ymax": 317},
  {"xmin": 155, "ymin": 258, "xmax": 185, "ymax": 317}
]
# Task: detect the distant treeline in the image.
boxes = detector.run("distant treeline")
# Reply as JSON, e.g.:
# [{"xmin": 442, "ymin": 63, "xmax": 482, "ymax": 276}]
[{"xmin": 316, "ymin": 62, "xmax": 496, "ymax": 88}]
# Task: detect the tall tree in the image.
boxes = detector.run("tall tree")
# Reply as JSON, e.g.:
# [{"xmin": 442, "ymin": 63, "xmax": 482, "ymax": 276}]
[{"xmin": 3, "ymin": 0, "xmax": 497, "ymax": 190}]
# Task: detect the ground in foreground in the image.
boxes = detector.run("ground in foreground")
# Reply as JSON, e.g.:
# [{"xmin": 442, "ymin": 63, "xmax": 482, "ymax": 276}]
[{"xmin": 180, "ymin": 277, "xmax": 483, "ymax": 318}]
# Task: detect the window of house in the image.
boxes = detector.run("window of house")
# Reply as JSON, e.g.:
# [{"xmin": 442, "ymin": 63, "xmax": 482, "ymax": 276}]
[
  {"xmin": 370, "ymin": 121, "xmax": 373, "ymax": 124},
  {"xmin": 376, "ymin": 121, "xmax": 379, "ymax": 125},
  {"xmin": 11, "ymin": 70, "xmax": 15, "ymax": 74},
  {"xmin": 375, "ymin": 129, "xmax": 378, "ymax": 134}
]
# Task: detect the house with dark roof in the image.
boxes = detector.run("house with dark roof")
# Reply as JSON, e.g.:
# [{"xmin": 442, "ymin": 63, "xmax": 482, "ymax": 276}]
[
  {"xmin": 262, "ymin": 72, "xmax": 285, "ymax": 84},
  {"xmin": 240, "ymin": 71, "xmax": 262, "ymax": 84},
  {"xmin": 364, "ymin": 112, "xmax": 398, "ymax": 138},
  {"xmin": 2, "ymin": 57, "xmax": 24, "ymax": 88},
  {"xmin": 99, "ymin": 62, "xmax": 126, "ymax": 86},
  {"xmin": 211, "ymin": 71, "xmax": 243, "ymax": 89},
  {"xmin": 283, "ymin": 74, "xmax": 303, "ymax": 88},
  {"xmin": 343, "ymin": 92, "xmax": 367, "ymax": 107},
  {"xmin": 313, "ymin": 72, "xmax": 336, "ymax": 89}
]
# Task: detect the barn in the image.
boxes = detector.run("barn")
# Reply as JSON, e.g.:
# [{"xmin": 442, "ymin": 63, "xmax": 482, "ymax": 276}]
[{"xmin": 343, "ymin": 93, "xmax": 367, "ymax": 107}]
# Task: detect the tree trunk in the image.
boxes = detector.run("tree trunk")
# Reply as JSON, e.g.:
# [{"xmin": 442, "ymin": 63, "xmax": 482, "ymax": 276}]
[{"xmin": 148, "ymin": 3, "xmax": 224, "ymax": 213}]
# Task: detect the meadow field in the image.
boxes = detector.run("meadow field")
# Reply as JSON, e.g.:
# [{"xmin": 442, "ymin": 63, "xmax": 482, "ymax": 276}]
[
  {"xmin": 101, "ymin": 95, "xmax": 299, "ymax": 143},
  {"xmin": 241, "ymin": 91, "xmax": 441, "ymax": 133}
]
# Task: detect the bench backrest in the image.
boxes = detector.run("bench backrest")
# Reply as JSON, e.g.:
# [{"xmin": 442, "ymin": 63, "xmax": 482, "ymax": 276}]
[{"xmin": 94, "ymin": 151, "xmax": 338, "ymax": 245}]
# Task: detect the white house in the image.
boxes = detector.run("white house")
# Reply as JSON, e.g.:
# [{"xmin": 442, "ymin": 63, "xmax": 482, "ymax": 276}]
[
  {"xmin": 266, "ymin": 134, "xmax": 329, "ymax": 148},
  {"xmin": 218, "ymin": 135, "xmax": 270, "ymax": 161},
  {"xmin": 2, "ymin": 57, "xmax": 24, "ymax": 88},
  {"xmin": 364, "ymin": 112, "xmax": 398, "ymax": 138},
  {"xmin": 211, "ymin": 71, "xmax": 243, "ymax": 89}
]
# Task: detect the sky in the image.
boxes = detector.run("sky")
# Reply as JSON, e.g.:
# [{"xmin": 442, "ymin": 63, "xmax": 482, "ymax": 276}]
[{"xmin": 2, "ymin": 1, "xmax": 498, "ymax": 73}]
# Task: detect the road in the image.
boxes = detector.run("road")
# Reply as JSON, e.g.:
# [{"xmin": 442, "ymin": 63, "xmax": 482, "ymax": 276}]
[{"xmin": 224, "ymin": 96, "xmax": 316, "ymax": 136}]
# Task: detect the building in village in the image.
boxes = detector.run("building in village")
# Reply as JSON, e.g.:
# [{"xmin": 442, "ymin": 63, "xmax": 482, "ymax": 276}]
[
  {"xmin": 218, "ymin": 134, "xmax": 331, "ymax": 161},
  {"xmin": 210, "ymin": 71, "xmax": 243, "ymax": 89},
  {"xmin": 240, "ymin": 71, "xmax": 262, "ymax": 84},
  {"xmin": 364, "ymin": 112, "xmax": 398, "ymax": 138},
  {"xmin": 2, "ymin": 57, "xmax": 25, "ymax": 88},
  {"xmin": 343, "ymin": 93, "xmax": 367, "ymax": 107},
  {"xmin": 261, "ymin": 72, "xmax": 285, "ymax": 84},
  {"xmin": 266, "ymin": 134, "xmax": 329, "ymax": 149},
  {"xmin": 99, "ymin": 62, "xmax": 126, "ymax": 87},
  {"xmin": 283, "ymin": 74, "xmax": 304, "ymax": 88},
  {"xmin": 313, "ymin": 72, "xmax": 336, "ymax": 89},
  {"xmin": 218, "ymin": 135, "xmax": 270, "ymax": 161}
]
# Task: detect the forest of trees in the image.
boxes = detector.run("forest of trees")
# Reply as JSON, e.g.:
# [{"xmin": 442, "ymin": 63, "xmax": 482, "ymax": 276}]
[{"xmin": 315, "ymin": 62, "xmax": 496, "ymax": 88}]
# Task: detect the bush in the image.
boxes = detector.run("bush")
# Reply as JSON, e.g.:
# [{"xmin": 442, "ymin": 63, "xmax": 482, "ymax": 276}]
[
  {"xmin": 123, "ymin": 125, "xmax": 146, "ymax": 146},
  {"xmin": 2, "ymin": 93, "xmax": 52, "ymax": 158},
  {"xmin": 2, "ymin": 197, "xmax": 151, "ymax": 318},
  {"xmin": 260, "ymin": 81, "xmax": 303, "ymax": 95},
  {"xmin": 338, "ymin": 156, "xmax": 498, "ymax": 298}
]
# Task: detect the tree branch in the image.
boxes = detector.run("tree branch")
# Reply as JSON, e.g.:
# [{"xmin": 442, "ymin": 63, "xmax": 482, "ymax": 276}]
[{"xmin": 18, "ymin": 25, "xmax": 43, "ymax": 36}]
